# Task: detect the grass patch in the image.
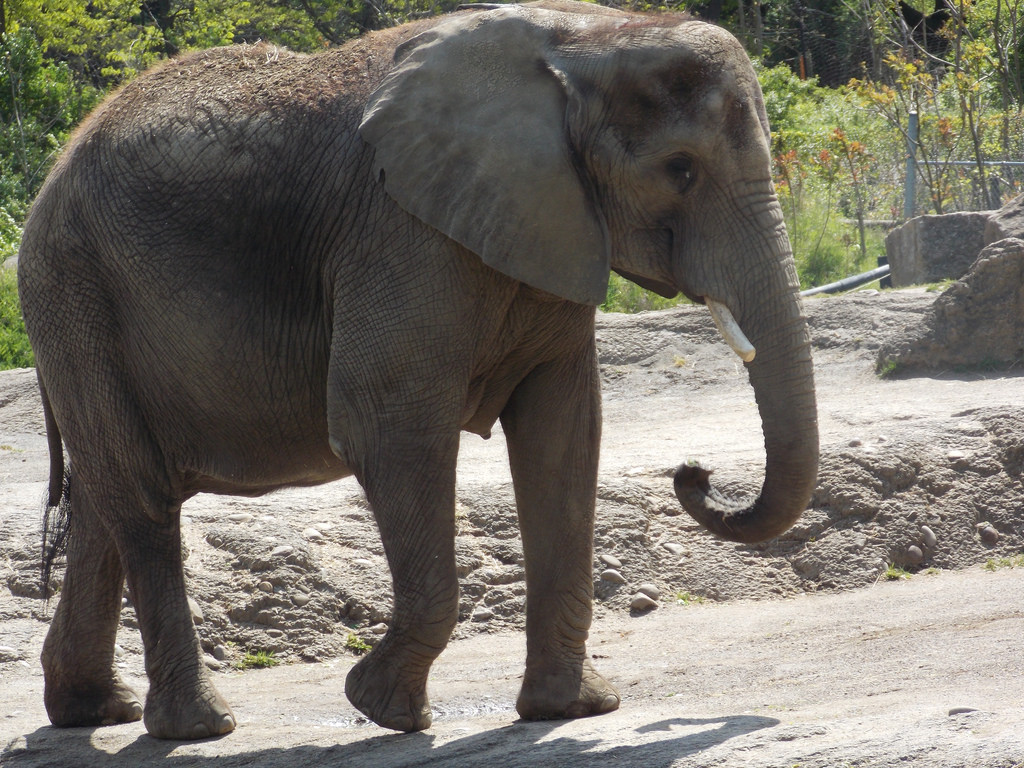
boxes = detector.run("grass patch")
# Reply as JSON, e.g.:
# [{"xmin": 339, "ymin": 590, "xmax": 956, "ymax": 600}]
[
  {"xmin": 881, "ymin": 563, "xmax": 911, "ymax": 581},
  {"xmin": 345, "ymin": 633, "xmax": 372, "ymax": 655},
  {"xmin": 0, "ymin": 269, "xmax": 34, "ymax": 370},
  {"xmin": 984, "ymin": 555, "xmax": 1024, "ymax": 571},
  {"xmin": 236, "ymin": 649, "xmax": 279, "ymax": 670},
  {"xmin": 674, "ymin": 591, "xmax": 707, "ymax": 606}
]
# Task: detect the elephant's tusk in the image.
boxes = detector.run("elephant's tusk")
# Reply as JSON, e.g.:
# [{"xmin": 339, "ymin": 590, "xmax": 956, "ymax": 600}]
[{"xmin": 706, "ymin": 299, "xmax": 756, "ymax": 363}]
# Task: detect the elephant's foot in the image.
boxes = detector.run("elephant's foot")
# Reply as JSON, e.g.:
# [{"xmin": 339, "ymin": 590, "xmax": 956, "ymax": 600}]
[
  {"xmin": 345, "ymin": 643, "xmax": 433, "ymax": 732},
  {"xmin": 45, "ymin": 672, "xmax": 144, "ymax": 728},
  {"xmin": 516, "ymin": 656, "xmax": 620, "ymax": 721},
  {"xmin": 143, "ymin": 674, "xmax": 236, "ymax": 740}
]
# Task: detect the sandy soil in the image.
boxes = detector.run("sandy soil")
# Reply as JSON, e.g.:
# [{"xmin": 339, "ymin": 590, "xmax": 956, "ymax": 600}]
[{"xmin": 2, "ymin": 287, "xmax": 1023, "ymax": 766}]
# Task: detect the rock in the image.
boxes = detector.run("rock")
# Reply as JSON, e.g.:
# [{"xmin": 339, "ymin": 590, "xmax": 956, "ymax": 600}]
[
  {"xmin": 921, "ymin": 525, "xmax": 937, "ymax": 548},
  {"xmin": 979, "ymin": 525, "xmax": 1000, "ymax": 545},
  {"xmin": 187, "ymin": 596, "xmax": 205, "ymax": 624},
  {"xmin": 599, "ymin": 553, "xmax": 622, "ymax": 569},
  {"xmin": 271, "ymin": 545, "xmax": 294, "ymax": 558},
  {"xmin": 292, "ymin": 592, "xmax": 311, "ymax": 607},
  {"xmin": 630, "ymin": 593, "xmax": 658, "ymax": 611},
  {"xmin": 877, "ymin": 239, "xmax": 1024, "ymax": 372},
  {"xmin": 985, "ymin": 191, "xmax": 1024, "ymax": 244},
  {"xmin": 906, "ymin": 545, "xmax": 924, "ymax": 565},
  {"xmin": 227, "ymin": 513, "xmax": 254, "ymax": 523},
  {"xmin": 302, "ymin": 528, "xmax": 323, "ymax": 541},
  {"xmin": 213, "ymin": 644, "xmax": 230, "ymax": 661},
  {"xmin": 885, "ymin": 210, "xmax": 993, "ymax": 287},
  {"xmin": 0, "ymin": 645, "xmax": 22, "ymax": 663},
  {"xmin": 848, "ymin": 438, "xmax": 863, "ymax": 447},
  {"xmin": 353, "ymin": 558, "xmax": 374, "ymax": 567},
  {"xmin": 258, "ymin": 581, "xmax": 275, "ymax": 593},
  {"xmin": 662, "ymin": 542, "xmax": 686, "ymax": 556},
  {"xmin": 948, "ymin": 706, "xmax": 980, "ymax": 716},
  {"xmin": 600, "ymin": 569, "xmax": 626, "ymax": 584},
  {"xmin": 472, "ymin": 607, "xmax": 494, "ymax": 622},
  {"xmin": 636, "ymin": 583, "xmax": 661, "ymax": 600},
  {"xmin": 369, "ymin": 623, "xmax": 388, "ymax": 635},
  {"xmin": 204, "ymin": 654, "xmax": 224, "ymax": 671}
]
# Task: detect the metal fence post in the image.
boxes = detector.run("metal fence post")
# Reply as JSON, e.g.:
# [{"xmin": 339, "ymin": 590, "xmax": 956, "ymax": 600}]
[{"xmin": 903, "ymin": 110, "xmax": 918, "ymax": 220}]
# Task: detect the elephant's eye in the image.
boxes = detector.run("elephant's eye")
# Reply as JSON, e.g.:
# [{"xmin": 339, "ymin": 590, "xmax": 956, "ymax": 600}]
[{"xmin": 665, "ymin": 155, "xmax": 696, "ymax": 194}]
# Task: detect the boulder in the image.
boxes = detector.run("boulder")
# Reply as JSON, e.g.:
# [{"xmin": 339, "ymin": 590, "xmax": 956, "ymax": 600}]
[
  {"xmin": 885, "ymin": 211, "xmax": 993, "ymax": 287},
  {"xmin": 877, "ymin": 238, "xmax": 1024, "ymax": 371},
  {"xmin": 985, "ymin": 192, "xmax": 1024, "ymax": 245}
]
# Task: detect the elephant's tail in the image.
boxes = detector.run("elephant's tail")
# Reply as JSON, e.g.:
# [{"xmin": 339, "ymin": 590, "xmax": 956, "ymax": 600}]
[{"xmin": 40, "ymin": 382, "xmax": 71, "ymax": 602}]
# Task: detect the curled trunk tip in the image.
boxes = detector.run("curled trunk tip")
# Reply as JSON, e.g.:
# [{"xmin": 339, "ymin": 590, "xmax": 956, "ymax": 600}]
[{"xmin": 673, "ymin": 462, "xmax": 806, "ymax": 544}]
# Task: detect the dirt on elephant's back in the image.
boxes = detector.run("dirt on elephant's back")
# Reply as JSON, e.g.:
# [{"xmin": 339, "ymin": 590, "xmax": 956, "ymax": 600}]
[{"xmin": 2, "ymin": 287, "xmax": 1024, "ymax": 766}]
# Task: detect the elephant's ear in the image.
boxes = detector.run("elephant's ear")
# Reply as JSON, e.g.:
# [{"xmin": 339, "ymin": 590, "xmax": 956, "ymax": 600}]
[{"xmin": 359, "ymin": 7, "xmax": 609, "ymax": 306}]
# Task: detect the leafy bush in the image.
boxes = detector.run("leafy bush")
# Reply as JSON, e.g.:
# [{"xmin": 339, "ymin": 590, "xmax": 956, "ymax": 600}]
[{"xmin": 0, "ymin": 269, "xmax": 34, "ymax": 370}]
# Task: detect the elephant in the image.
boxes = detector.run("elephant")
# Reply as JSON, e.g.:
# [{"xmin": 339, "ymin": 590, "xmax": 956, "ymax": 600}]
[{"xmin": 17, "ymin": 0, "xmax": 818, "ymax": 740}]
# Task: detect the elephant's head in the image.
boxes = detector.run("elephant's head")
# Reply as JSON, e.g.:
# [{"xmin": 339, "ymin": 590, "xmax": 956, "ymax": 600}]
[{"xmin": 359, "ymin": 1, "xmax": 818, "ymax": 544}]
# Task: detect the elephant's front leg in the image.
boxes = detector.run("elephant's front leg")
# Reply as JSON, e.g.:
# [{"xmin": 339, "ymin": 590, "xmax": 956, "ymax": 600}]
[
  {"xmin": 501, "ymin": 343, "xmax": 621, "ymax": 721},
  {"xmin": 344, "ymin": 433, "xmax": 461, "ymax": 732}
]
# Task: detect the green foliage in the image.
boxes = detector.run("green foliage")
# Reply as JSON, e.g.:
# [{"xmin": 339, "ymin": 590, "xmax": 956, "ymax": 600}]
[
  {"xmin": 674, "ymin": 590, "xmax": 706, "ymax": 605},
  {"xmin": 881, "ymin": 563, "xmax": 911, "ymax": 581},
  {"xmin": 345, "ymin": 633, "xmax": 372, "ymax": 655},
  {"xmin": 236, "ymin": 649, "xmax": 279, "ymax": 669},
  {"xmin": 983, "ymin": 555, "xmax": 1024, "ymax": 571},
  {"xmin": 601, "ymin": 274, "xmax": 689, "ymax": 313},
  {"xmin": 0, "ymin": 269, "xmax": 33, "ymax": 370}
]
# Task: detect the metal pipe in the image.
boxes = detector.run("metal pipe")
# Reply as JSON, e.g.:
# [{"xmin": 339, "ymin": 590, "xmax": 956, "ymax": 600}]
[{"xmin": 800, "ymin": 265, "xmax": 891, "ymax": 297}]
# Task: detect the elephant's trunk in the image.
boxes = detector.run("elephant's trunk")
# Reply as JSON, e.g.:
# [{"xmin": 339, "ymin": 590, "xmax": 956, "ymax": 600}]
[{"xmin": 673, "ymin": 220, "xmax": 818, "ymax": 544}]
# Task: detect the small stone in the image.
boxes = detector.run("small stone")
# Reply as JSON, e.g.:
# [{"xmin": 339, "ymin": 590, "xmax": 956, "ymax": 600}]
[
  {"xmin": 600, "ymin": 569, "xmax": 626, "ymax": 584},
  {"xmin": 258, "ymin": 581, "xmax": 274, "ymax": 593},
  {"xmin": 204, "ymin": 655, "xmax": 224, "ymax": 671},
  {"xmin": 187, "ymin": 597, "xmax": 205, "ymax": 625},
  {"xmin": 303, "ymin": 528, "xmax": 323, "ymax": 541},
  {"xmin": 905, "ymin": 545, "xmax": 924, "ymax": 565},
  {"xmin": 121, "ymin": 597, "xmax": 129, "ymax": 609},
  {"xmin": 599, "ymin": 554, "xmax": 622, "ymax": 569},
  {"xmin": 212, "ymin": 644, "xmax": 230, "ymax": 661},
  {"xmin": 630, "ymin": 593, "xmax": 658, "ymax": 611},
  {"xmin": 292, "ymin": 593, "xmax": 311, "ymax": 607},
  {"xmin": 114, "ymin": 644, "xmax": 126, "ymax": 658},
  {"xmin": 979, "ymin": 525, "xmax": 1000, "ymax": 545},
  {"xmin": 848, "ymin": 438, "xmax": 863, "ymax": 447},
  {"xmin": 370, "ymin": 623, "xmax": 388, "ymax": 635},
  {"xmin": 353, "ymin": 558, "xmax": 373, "ymax": 567},
  {"xmin": 662, "ymin": 542, "xmax": 686, "ymax": 556},
  {"xmin": 947, "ymin": 450, "xmax": 967, "ymax": 460},
  {"xmin": 948, "ymin": 707, "xmax": 979, "ymax": 716},
  {"xmin": 0, "ymin": 645, "xmax": 22, "ymax": 663},
  {"xmin": 227, "ymin": 513, "xmax": 254, "ymax": 523},
  {"xmin": 472, "ymin": 607, "xmax": 494, "ymax": 622},
  {"xmin": 271, "ymin": 545, "xmax": 294, "ymax": 558},
  {"xmin": 921, "ymin": 525, "xmax": 937, "ymax": 548},
  {"xmin": 636, "ymin": 583, "xmax": 661, "ymax": 601}
]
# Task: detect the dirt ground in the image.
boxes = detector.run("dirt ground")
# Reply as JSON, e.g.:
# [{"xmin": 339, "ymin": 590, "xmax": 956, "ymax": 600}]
[{"xmin": 2, "ymin": 286, "xmax": 1024, "ymax": 767}]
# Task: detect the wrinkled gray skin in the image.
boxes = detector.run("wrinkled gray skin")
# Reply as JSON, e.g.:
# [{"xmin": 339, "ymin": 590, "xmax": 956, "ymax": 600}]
[{"xmin": 18, "ymin": 0, "xmax": 817, "ymax": 740}]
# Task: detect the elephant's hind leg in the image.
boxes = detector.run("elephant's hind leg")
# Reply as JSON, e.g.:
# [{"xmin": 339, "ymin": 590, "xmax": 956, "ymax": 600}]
[
  {"xmin": 42, "ymin": 491, "xmax": 143, "ymax": 728},
  {"xmin": 343, "ymin": 433, "xmax": 462, "ymax": 732}
]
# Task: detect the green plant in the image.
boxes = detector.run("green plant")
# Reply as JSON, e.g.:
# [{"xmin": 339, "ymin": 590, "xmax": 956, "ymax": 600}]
[
  {"xmin": 0, "ymin": 269, "xmax": 34, "ymax": 370},
  {"xmin": 876, "ymin": 356, "xmax": 901, "ymax": 379},
  {"xmin": 674, "ymin": 591, "xmax": 706, "ymax": 605},
  {"xmin": 236, "ymin": 649, "xmax": 279, "ymax": 670},
  {"xmin": 984, "ymin": 555, "xmax": 1024, "ymax": 571},
  {"xmin": 881, "ymin": 563, "xmax": 911, "ymax": 581},
  {"xmin": 345, "ymin": 633, "xmax": 372, "ymax": 655}
]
